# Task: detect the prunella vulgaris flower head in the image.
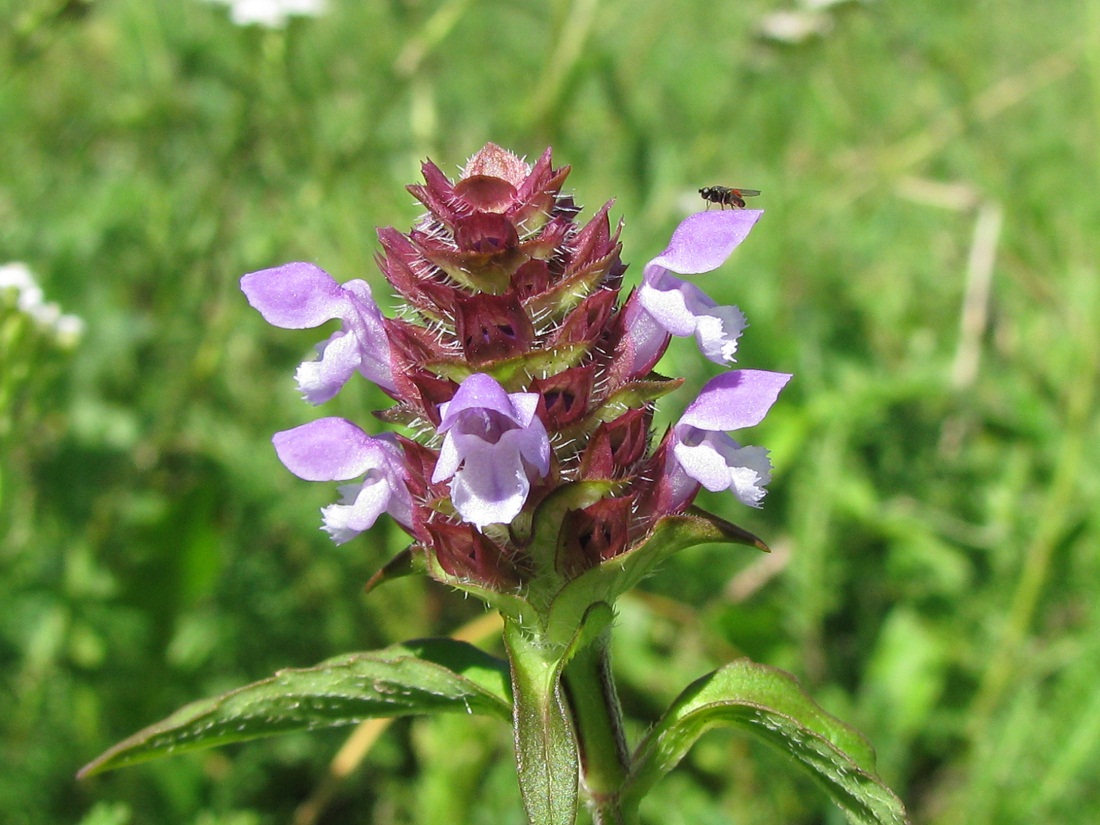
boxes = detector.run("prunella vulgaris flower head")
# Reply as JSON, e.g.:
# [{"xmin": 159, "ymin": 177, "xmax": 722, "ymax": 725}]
[{"xmin": 243, "ymin": 143, "xmax": 790, "ymax": 606}]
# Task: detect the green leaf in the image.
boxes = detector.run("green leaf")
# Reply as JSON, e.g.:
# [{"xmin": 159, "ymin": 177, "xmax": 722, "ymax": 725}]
[
  {"xmin": 78, "ymin": 639, "xmax": 512, "ymax": 778},
  {"xmin": 622, "ymin": 660, "xmax": 909, "ymax": 825}
]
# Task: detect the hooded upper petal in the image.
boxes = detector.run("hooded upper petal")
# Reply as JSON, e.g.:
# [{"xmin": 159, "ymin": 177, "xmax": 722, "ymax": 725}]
[
  {"xmin": 645, "ymin": 210, "xmax": 762, "ymax": 276},
  {"xmin": 678, "ymin": 369, "xmax": 792, "ymax": 432}
]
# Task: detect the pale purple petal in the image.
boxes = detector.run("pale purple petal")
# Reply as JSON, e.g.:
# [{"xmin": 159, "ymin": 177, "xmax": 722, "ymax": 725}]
[
  {"xmin": 671, "ymin": 430, "xmax": 772, "ymax": 507},
  {"xmin": 626, "ymin": 211, "xmax": 761, "ymax": 367},
  {"xmin": 645, "ymin": 210, "xmax": 762, "ymax": 276},
  {"xmin": 433, "ymin": 428, "xmax": 463, "ymax": 482},
  {"xmin": 322, "ymin": 474, "xmax": 413, "ymax": 545},
  {"xmin": 621, "ymin": 291, "xmax": 670, "ymax": 374},
  {"xmin": 680, "ymin": 370, "xmax": 793, "ymax": 432},
  {"xmin": 340, "ymin": 279, "xmax": 395, "ymax": 393},
  {"xmin": 241, "ymin": 262, "xmax": 396, "ymax": 400},
  {"xmin": 722, "ymin": 445, "xmax": 772, "ymax": 506},
  {"xmin": 431, "ymin": 373, "xmax": 551, "ymax": 528},
  {"xmin": 694, "ymin": 304, "xmax": 748, "ymax": 364},
  {"xmin": 241, "ymin": 262, "xmax": 355, "ymax": 328},
  {"xmin": 438, "ymin": 372, "xmax": 517, "ymax": 428},
  {"xmin": 672, "ymin": 429, "xmax": 735, "ymax": 492},
  {"xmin": 637, "ymin": 269, "xmax": 704, "ymax": 337},
  {"xmin": 637, "ymin": 269, "xmax": 748, "ymax": 365},
  {"xmin": 667, "ymin": 370, "xmax": 790, "ymax": 509},
  {"xmin": 447, "ymin": 441, "xmax": 531, "ymax": 529},
  {"xmin": 272, "ymin": 419, "xmax": 412, "ymax": 540},
  {"xmin": 514, "ymin": 415, "xmax": 552, "ymax": 476},
  {"xmin": 295, "ymin": 331, "xmax": 363, "ymax": 405},
  {"xmin": 273, "ymin": 418, "xmax": 388, "ymax": 480},
  {"xmin": 659, "ymin": 448, "xmax": 701, "ymax": 513}
]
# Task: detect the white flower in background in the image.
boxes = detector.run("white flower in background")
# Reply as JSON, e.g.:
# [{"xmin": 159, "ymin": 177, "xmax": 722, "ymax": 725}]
[
  {"xmin": 757, "ymin": 0, "xmax": 870, "ymax": 45},
  {"xmin": 0, "ymin": 262, "xmax": 85, "ymax": 346},
  {"xmin": 757, "ymin": 10, "xmax": 832, "ymax": 44},
  {"xmin": 205, "ymin": 0, "xmax": 326, "ymax": 28},
  {"xmin": 0, "ymin": 262, "xmax": 43, "ymax": 312},
  {"xmin": 801, "ymin": 0, "xmax": 864, "ymax": 10}
]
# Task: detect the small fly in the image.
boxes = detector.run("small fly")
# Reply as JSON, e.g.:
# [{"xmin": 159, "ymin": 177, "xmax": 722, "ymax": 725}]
[{"xmin": 699, "ymin": 186, "xmax": 761, "ymax": 210}]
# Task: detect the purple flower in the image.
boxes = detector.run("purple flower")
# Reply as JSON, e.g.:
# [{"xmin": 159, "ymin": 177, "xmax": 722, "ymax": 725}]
[
  {"xmin": 241, "ymin": 262, "xmax": 396, "ymax": 404},
  {"xmin": 625, "ymin": 210, "xmax": 762, "ymax": 372},
  {"xmin": 667, "ymin": 369, "xmax": 792, "ymax": 509},
  {"xmin": 431, "ymin": 373, "xmax": 551, "ymax": 530},
  {"xmin": 272, "ymin": 418, "xmax": 412, "ymax": 544}
]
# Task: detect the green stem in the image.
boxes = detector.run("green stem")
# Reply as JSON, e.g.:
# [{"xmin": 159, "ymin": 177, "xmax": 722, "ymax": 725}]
[
  {"xmin": 504, "ymin": 619, "xmax": 580, "ymax": 825},
  {"xmin": 561, "ymin": 630, "xmax": 633, "ymax": 825}
]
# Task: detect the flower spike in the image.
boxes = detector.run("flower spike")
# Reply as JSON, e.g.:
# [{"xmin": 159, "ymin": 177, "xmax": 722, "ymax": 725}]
[{"xmin": 242, "ymin": 144, "xmax": 790, "ymax": 593}]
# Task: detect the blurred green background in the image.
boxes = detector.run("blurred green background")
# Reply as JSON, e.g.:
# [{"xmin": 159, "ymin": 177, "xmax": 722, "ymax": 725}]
[{"xmin": 2, "ymin": 0, "xmax": 1098, "ymax": 823}]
